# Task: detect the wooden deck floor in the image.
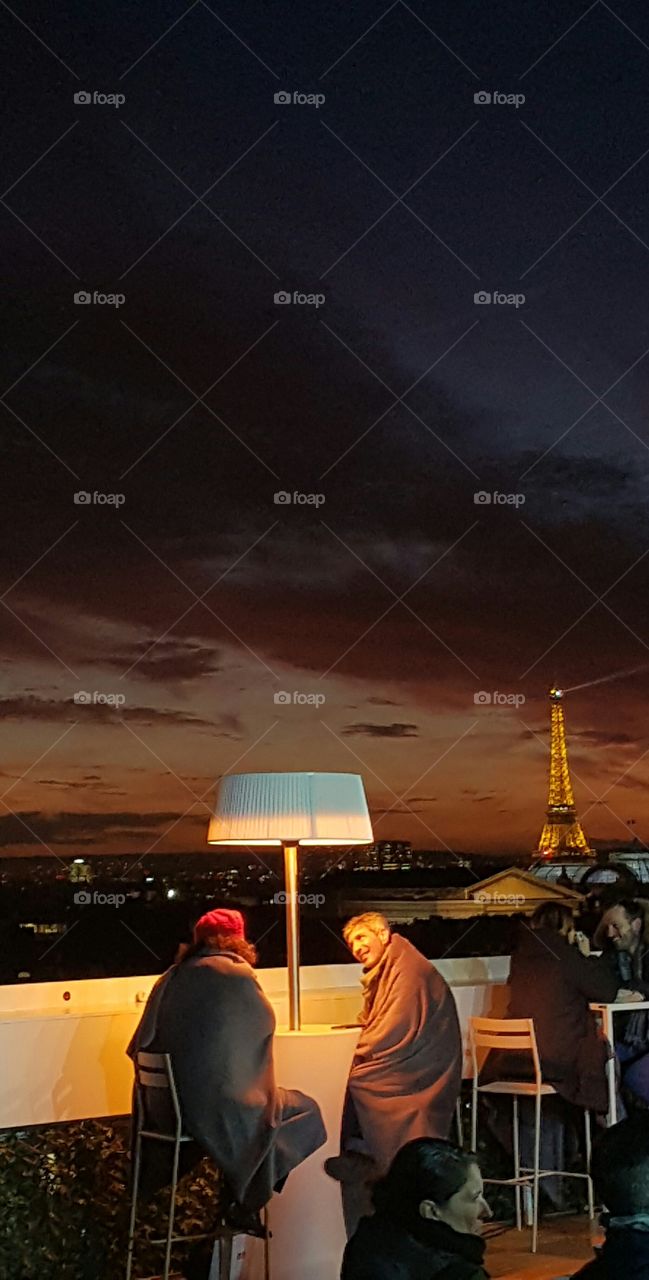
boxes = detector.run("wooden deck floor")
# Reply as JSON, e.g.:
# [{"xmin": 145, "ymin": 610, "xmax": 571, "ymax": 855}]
[{"xmin": 486, "ymin": 1214, "xmax": 594, "ymax": 1279}]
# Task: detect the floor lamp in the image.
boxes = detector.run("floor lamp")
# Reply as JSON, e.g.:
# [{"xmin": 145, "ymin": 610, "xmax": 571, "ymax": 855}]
[{"xmin": 207, "ymin": 771, "xmax": 373, "ymax": 1029}]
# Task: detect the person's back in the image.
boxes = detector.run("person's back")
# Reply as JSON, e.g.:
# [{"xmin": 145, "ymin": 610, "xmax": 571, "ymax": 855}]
[
  {"xmin": 505, "ymin": 909, "xmax": 617, "ymax": 1110},
  {"xmin": 571, "ymin": 1114, "xmax": 649, "ymax": 1279},
  {"xmin": 128, "ymin": 910, "xmax": 325, "ymax": 1214}
]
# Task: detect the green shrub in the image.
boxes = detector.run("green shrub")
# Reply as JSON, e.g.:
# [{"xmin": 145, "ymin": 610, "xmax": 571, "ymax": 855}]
[{"xmin": 0, "ymin": 1119, "xmax": 222, "ymax": 1279}]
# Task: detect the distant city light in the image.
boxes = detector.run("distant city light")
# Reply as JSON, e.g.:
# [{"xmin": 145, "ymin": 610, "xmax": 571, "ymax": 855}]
[
  {"xmin": 73, "ymin": 858, "xmax": 85, "ymax": 864},
  {"xmin": 145, "ymin": 876, "xmax": 154, "ymax": 883},
  {"xmin": 166, "ymin": 888, "xmax": 176, "ymax": 899}
]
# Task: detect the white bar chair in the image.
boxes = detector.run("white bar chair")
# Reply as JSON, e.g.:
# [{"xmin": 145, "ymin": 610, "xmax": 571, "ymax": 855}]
[{"xmin": 469, "ymin": 1016, "xmax": 594, "ymax": 1254}]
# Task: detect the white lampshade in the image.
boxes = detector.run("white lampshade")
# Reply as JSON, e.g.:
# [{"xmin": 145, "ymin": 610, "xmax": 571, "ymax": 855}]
[{"xmin": 207, "ymin": 771, "xmax": 373, "ymax": 846}]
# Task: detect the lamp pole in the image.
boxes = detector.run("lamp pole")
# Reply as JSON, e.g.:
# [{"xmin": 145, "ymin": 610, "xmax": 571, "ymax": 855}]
[{"xmin": 283, "ymin": 843, "xmax": 301, "ymax": 1030}]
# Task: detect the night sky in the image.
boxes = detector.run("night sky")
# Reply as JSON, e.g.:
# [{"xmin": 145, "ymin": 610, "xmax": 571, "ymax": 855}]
[{"xmin": 3, "ymin": 0, "xmax": 649, "ymax": 859}]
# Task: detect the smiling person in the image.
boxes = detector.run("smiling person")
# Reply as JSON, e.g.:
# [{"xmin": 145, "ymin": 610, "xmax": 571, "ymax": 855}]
[
  {"xmin": 326, "ymin": 913, "xmax": 462, "ymax": 1237},
  {"xmin": 341, "ymin": 1139, "xmax": 492, "ymax": 1280}
]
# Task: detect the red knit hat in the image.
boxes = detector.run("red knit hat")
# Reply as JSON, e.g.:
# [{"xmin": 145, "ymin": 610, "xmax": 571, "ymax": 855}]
[{"xmin": 194, "ymin": 908, "xmax": 246, "ymax": 939}]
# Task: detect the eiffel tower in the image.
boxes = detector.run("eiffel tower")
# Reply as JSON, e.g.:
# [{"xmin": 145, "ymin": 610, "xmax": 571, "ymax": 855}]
[{"xmin": 537, "ymin": 687, "xmax": 591, "ymax": 857}]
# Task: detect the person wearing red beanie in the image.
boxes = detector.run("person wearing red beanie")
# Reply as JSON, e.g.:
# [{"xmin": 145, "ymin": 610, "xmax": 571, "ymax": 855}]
[{"xmin": 128, "ymin": 903, "xmax": 326, "ymax": 1275}]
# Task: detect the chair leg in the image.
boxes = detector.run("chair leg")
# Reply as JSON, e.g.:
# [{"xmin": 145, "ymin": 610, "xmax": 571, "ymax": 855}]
[
  {"xmin": 263, "ymin": 1206, "xmax": 271, "ymax": 1280},
  {"xmin": 585, "ymin": 1110, "xmax": 594, "ymax": 1219},
  {"xmin": 532, "ymin": 1095, "xmax": 541, "ymax": 1254},
  {"xmin": 219, "ymin": 1231, "xmax": 233, "ymax": 1280},
  {"xmin": 456, "ymin": 1096, "xmax": 463, "ymax": 1146},
  {"xmin": 512, "ymin": 1096, "xmax": 521, "ymax": 1231},
  {"xmin": 163, "ymin": 1138, "xmax": 182, "ymax": 1280},
  {"xmin": 471, "ymin": 1082, "xmax": 477, "ymax": 1152},
  {"xmin": 125, "ymin": 1132, "xmax": 142, "ymax": 1280}
]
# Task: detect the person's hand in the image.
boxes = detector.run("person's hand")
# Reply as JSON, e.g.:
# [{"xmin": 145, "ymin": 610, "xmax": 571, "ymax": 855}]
[
  {"xmin": 574, "ymin": 931, "xmax": 591, "ymax": 957},
  {"xmin": 616, "ymin": 989, "xmax": 645, "ymax": 1002}
]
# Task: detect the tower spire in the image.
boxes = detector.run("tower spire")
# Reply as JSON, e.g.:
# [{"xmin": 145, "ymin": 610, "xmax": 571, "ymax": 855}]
[{"xmin": 537, "ymin": 687, "xmax": 591, "ymax": 857}]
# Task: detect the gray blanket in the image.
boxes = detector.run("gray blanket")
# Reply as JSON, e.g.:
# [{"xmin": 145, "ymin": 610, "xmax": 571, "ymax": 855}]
[
  {"xmin": 345, "ymin": 935, "xmax": 462, "ymax": 1171},
  {"xmin": 127, "ymin": 947, "xmax": 326, "ymax": 1209}
]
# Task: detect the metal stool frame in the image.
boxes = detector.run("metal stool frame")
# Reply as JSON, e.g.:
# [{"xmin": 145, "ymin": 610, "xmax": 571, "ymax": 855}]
[
  {"xmin": 469, "ymin": 1016, "xmax": 594, "ymax": 1254},
  {"xmin": 125, "ymin": 1050, "xmax": 269, "ymax": 1280}
]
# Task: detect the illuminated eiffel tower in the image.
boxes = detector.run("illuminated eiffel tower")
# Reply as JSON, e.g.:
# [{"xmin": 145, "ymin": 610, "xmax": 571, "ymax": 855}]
[{"xmin": 537, "ymin": 688, "xmax": 591, "ymax": 857}]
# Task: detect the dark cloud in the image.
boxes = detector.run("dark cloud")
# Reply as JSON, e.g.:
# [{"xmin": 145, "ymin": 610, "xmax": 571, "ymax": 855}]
[
  {"xmin": 95, "ymin": 638, "xmax": 223, "ymax": 683},
  {"xmin": 0, "ymin": 695, "xmax": 213, "ymax": 728},
  {"xmin": 0, "ymin": 810, "xmax": 185, "ymax": 847},
  {"xmin": 341, "ymin": 722, "xmax": 420, "ymax": 738}
]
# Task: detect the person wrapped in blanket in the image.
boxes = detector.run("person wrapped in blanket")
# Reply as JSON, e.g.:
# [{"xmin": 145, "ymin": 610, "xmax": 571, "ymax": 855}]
[
  {"xmin": 128, "ymin": 908, "xmax": 325, "ymax": 1280},
  {"xmin": 325, "ymin": 913, "xmax": 462, "ymax": 1238}
]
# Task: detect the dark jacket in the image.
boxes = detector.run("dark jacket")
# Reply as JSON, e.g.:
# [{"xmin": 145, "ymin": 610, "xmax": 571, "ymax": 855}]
[
  {"xmin": 341, "ymin": 1214, "xmax": 489, "ymax": 1280},
  {"xmin": 571, "ymin": 1220, "xmax": 649, "ymax": 1278},
  {"xmin": 486, "ymin": 924, "xmax": 618, "ymax": 1112},
  {"xmin": 594, "ymin": 903, "xmax": 649, "ymax": 1050}
]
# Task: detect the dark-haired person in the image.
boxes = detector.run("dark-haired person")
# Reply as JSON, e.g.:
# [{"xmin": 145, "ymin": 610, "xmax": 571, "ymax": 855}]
[
  {"xmin": 595, "ymin": 898, "xmax": 649, "ymax": 1107},
  {"xmin": 127, "ymin": 908, "xmax": 325, "ymax": 1275},
  {"xmin": 570, "ymin": 1114, "xmax": 649, "ymax": 1277},
  {"xmin": 327, "ymin": 912, "xmax": 462, "ymax": 1237},
  {"xmin": 341, "ymin": 1138, "xmax": 492, "ymax": 1280},
  {"xmin": 484, "ymin": 903, "xmax": 618, "ymax": 1208}
]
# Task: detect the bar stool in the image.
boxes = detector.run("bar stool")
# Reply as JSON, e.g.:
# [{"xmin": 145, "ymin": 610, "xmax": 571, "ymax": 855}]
[
  {"xmin": 126, "ymin": 1050, "xmax": 270, "ymax": 1280},
  {"xmin": 469, "ymin": 1016, "xmax": 594, "ymax": 1254}
]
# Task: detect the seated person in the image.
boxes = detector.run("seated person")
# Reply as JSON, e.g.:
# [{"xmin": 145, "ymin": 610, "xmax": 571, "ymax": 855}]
[
  {"xmin": 482, "ymin": 902, "xmax": 618, "ymax": 1208},
  {"xmin": 493, "ymin": 903, "xmax": 618, "ymax": 1112},
  {"xmin": 327, "ymin": 913, "xmax": 462, "ymax": 1237},
  {"xmin": 595, "ymin": 898, "xmax": 649, "ymax": 1107},
  {"xmin": 341, "ymin": 1137, "xmax": 492, "ymax": 1280},
  {"xmin": 571, "ymin": 1113, "xmax": 649, "ymax": 1278},
  {"xmin": 128, "ymin": 908, "xmax": 326, "ymax": 1222}
]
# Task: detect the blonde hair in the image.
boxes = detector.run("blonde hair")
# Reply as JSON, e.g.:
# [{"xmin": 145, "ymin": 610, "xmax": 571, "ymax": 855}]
[{"xmin": 343, "ymin": 912, "xmax": 391, "ymax": 944}]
